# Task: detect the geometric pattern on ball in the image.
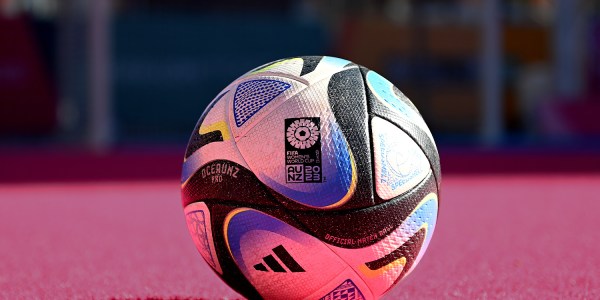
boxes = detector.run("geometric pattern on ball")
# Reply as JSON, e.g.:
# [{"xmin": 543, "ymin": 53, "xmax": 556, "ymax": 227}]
[
  {"xmin": 319, "ymin": 279, "xmax": 365, "ymax": 300},
  {"xmin": 184, "ymin": 202, "xmax": 222, "ymax": 274},
  {"xmin": 371, "ymin": 117, "xmax": 430, "ymax": 200},
  {"xmin": 181, "ymin": 56, "xmax": 441, "ymax": 300},
  {"xmin": 233, "ymin": 79, "xmax": 291, "ymax": 127}
]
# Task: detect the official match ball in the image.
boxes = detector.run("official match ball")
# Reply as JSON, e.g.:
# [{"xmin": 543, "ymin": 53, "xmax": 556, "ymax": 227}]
[{"xmin": 181, "ymin": 56, "xmax": 440, "ymax": 300}]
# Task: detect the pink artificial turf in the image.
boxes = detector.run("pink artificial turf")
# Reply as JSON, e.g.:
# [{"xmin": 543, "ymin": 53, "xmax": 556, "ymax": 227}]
[{"xmin": 0, "ymin": 175, "xmax": 599, "ymax": 299}]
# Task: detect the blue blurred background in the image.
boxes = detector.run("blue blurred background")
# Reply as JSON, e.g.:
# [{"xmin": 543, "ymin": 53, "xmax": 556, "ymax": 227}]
[{"xmin": 1, "ymin": 0, "xmax": 599, "ymax": 181}]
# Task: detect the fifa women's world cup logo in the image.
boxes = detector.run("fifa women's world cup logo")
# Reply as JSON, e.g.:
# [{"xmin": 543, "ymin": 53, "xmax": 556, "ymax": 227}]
[
  {"xmin": 286, "ymin": 118, "xmax": 320, "ymax": 149},
  {"xmin": 285, "ymin": 118, "xmax": 322, "ymax": 183}
]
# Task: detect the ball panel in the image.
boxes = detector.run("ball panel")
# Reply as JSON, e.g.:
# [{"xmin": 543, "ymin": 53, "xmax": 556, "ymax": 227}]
[
  {"xmin": 326, "ymin": 67, "xmax": 375, "ymax": 209},
  {"xmin": 361, "ymin": 67, "xmax": 441, "ymax": 193},
  {"xmin": 234, "ymin": 77, "xmax": 357, "ymax": 210},
  {"xmin": 232, "ymin": 79, "xmax": 292, "ymax": 127},
  {"xmin": 371, "ymin": 116, "xmax": 430, "ymax": 200},
  {"xmin": 228, "ymin": 75, "xmax": 307, "ymax": 140},
  {"xmin": 184, "ymin": 202, "xmax": 223, "ymax": 274}
]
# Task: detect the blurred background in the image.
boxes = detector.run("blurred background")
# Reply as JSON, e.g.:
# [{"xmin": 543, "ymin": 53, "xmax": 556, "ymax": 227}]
[{"xmin": 1, "ymin": 0, "xmax": 599, "ymax": 181}]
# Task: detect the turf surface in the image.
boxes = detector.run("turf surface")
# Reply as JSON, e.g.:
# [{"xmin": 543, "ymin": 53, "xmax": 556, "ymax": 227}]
[{"xmin": 1, "ymin": 175, "xmax": 599, "ymax": 299}]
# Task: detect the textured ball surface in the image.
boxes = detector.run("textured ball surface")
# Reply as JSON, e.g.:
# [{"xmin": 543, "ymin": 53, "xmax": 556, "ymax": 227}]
[{"xmin": 181, "ymin": 56, "xmax": 441, "ymax": 300}]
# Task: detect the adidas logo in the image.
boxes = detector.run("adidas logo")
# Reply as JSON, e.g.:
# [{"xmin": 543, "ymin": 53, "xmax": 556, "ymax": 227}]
[{"xmin": 253, "ymin": 245, "xmax": 305, "ymax": 273}]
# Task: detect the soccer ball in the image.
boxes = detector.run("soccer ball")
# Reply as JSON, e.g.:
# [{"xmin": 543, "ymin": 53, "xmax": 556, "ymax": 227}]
[{"xmin": 181, "ymin": 56, "xmax": 440, "ymax": 299}]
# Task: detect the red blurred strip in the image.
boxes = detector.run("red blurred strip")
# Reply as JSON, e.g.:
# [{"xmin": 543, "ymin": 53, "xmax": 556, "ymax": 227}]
[
  {"xmin": 0, "ymin": 147, "xmax": 184, "ymax": 183},
  {"xmin": 0, "ymin": 147, "xmax": 599, "ymax": 183}
]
